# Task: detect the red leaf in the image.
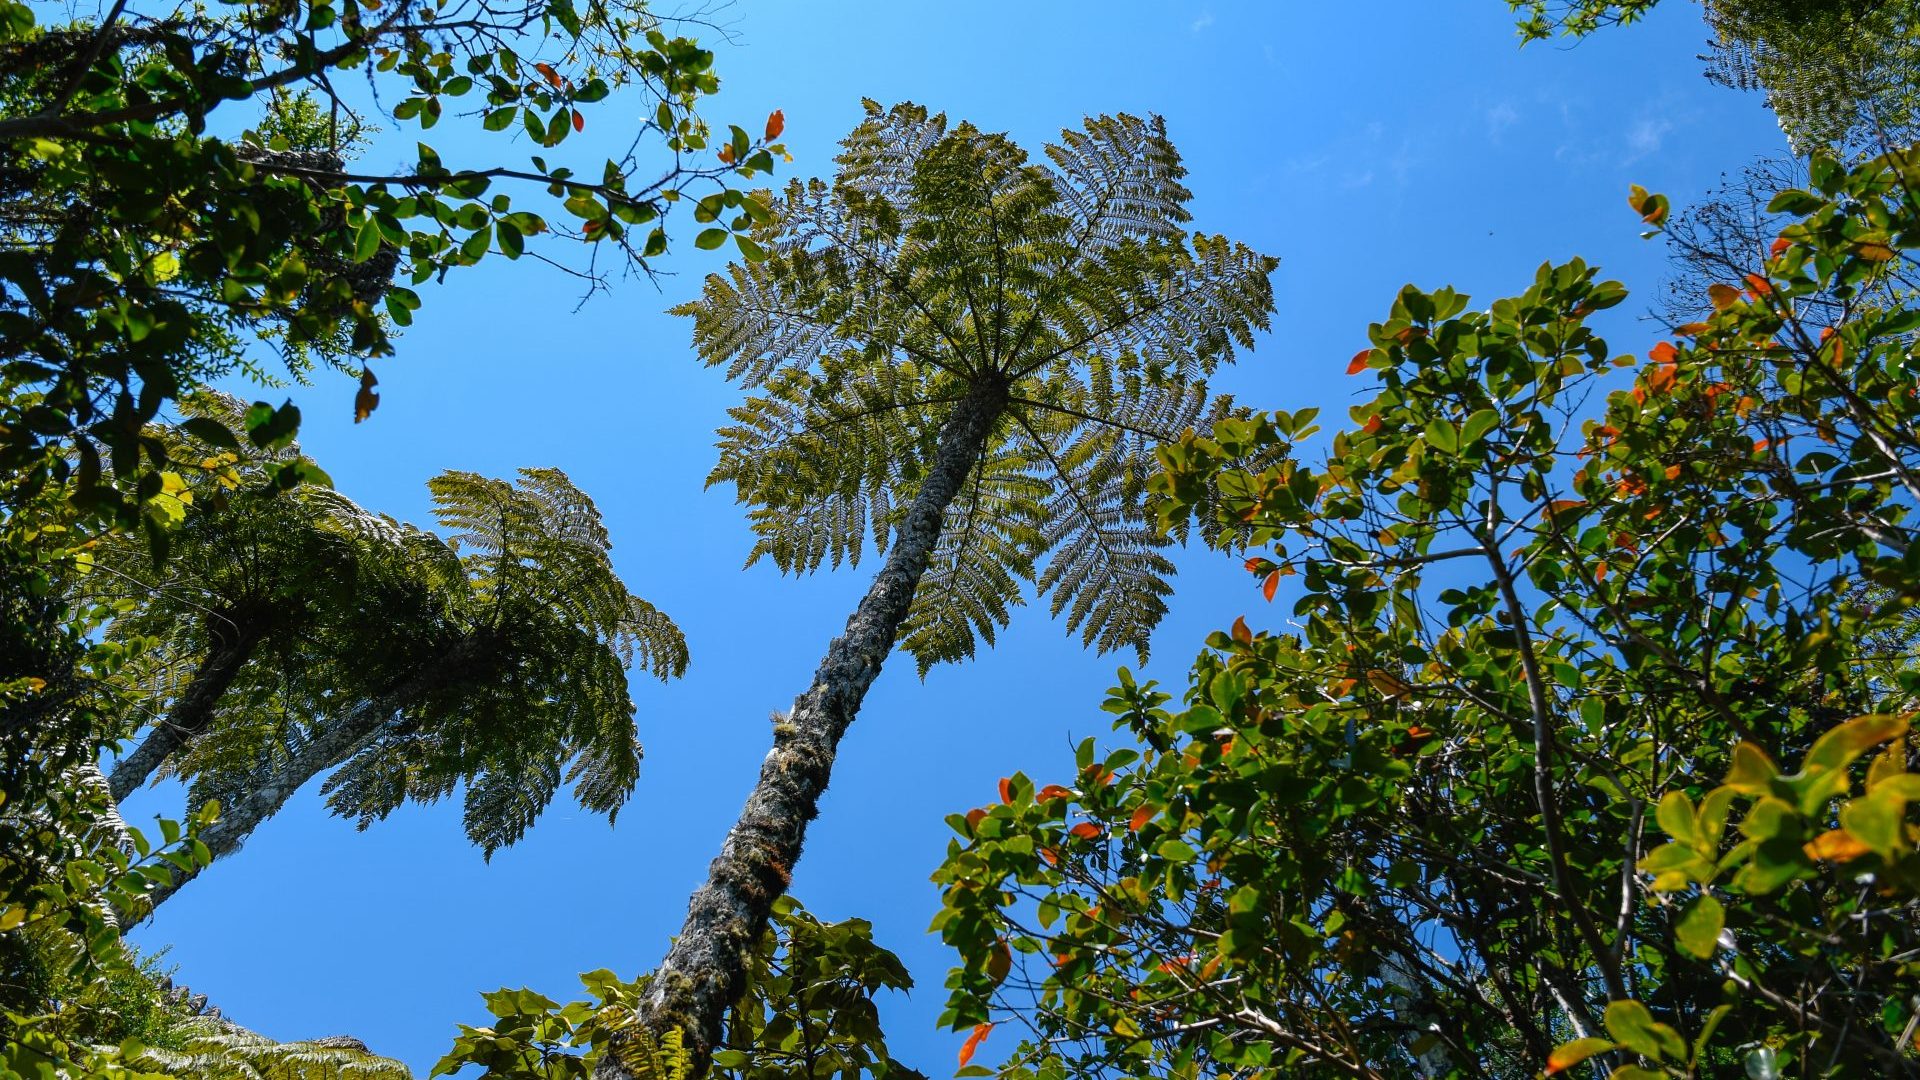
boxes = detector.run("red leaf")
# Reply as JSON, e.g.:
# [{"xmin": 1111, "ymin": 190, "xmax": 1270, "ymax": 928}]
[
  {"xmin": 1230, "ymin": 616, "xmax": 1252, "ymax": 645},
  {"xmin": 1744, "ymin": 272, "xmax": 1773, "ymax": 297},
  {"xmin": 998, "ymin": 777, "xmax": 1013, "ymax": 804},
  {"xmin": 765, "ymin": 109, "xmax": 785, "ymax": 141},
  {"xmin": 1068, "ymin": 822, "xmax": 1103, "ymax": 841},
  {"xmin": 571, "ymin": 109, "xmax": 584, "ymax": 132},
  {"xmin": 1346, "ymin": 349, "xmax": 1370, "ymax": 376},
  {"xmin": 958, "ymin": 1023, "xmax": 994, "ymax": 1068},
  {"xmin": 1261, "ymin": 569, "xmax": 1280, "ymax": 602},
  {"xmin": 1770, "ymin": 236, "xmax": 1792, "ymax": 258},
  {"xmin": 1128, "ymin": 804, "xmax": 1154, "ymax": 832},
  {"xmin": 1649, "ymin": 341, "xmax": 1678, "ymax": 365}
]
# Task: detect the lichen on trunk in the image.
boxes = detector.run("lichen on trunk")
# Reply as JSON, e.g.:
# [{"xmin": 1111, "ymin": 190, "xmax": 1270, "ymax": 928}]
[{"xmin": 620, "ymin": 380, "xmax": 1009, "ymax": 1074}]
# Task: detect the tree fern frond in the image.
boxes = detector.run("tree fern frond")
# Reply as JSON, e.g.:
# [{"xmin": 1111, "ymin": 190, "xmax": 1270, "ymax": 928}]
[
  {"xmin": 897, "ymin": 442, "xmax": 1047, "ymax": 675},
  {"xmin": 1044, "ymin": 112, "xmax": 1193, "ymax": 253}
]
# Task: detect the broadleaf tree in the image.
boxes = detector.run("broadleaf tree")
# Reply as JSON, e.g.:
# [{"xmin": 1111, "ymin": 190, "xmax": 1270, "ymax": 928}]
[
  {"xmin": 624, "ymin": 101, "xmax": 1276, "ymax": 1071},
  {"xmin": 933, "ymin": 145, "xmax": 1920, "ymax": 1078}
]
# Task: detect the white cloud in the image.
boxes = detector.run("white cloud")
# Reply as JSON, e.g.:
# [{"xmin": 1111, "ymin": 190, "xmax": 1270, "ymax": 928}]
[
  {"xmin": 1624, "ymin": 116, "xmax": 1673, "ymax": 163},
  {"xmin": 1485, "ymin": 102, "xmax": 1519, "ymax": 142},
  {"xmin": 1190, "ymin": 9, "xmax": 1215, "ymax": 33}
]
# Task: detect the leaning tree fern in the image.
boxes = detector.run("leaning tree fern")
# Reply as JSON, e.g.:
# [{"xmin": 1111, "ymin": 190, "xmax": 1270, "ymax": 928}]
[
  {"xmin": 626, "ymin": 101, "xmax": 1276, "ymax": 1067},
  {"xmin": 151, "ymin": 467, "xmax": 687, "ymax": 904},
  {"xmin": 97, "ymin": 390, "xmax": 365, "ymax": 804}
]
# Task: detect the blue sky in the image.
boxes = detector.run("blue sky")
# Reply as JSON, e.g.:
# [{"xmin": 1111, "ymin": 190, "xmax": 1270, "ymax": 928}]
[{"xmin": 123, "ymin": 1, "xmax": 1792, "ymax": 1073}]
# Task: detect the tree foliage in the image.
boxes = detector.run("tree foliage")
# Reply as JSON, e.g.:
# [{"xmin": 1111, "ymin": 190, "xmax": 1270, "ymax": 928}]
[
  {"xmin": 934, "ymin": 145, "xmax": 1920, "ymax": 1078},
  {"xmin": 0, "ymin": 0, "xmax": 787, "ymax": 525},
  {"xmin": 687, "ymin": 100, "xmax": 1276, "ymax": 670},
  {"xmin": 95, "ymin": 410, "xmax": 687, "ymax": 877},
  {"xmin": 433, "ymin": 897, "xmax": 924, "ymax": 1080}
]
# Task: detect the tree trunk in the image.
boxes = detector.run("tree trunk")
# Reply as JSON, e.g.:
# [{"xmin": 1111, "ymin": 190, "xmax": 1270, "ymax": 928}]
[
  {"xmin": 109, "ymin": 616, "xmax": 266, "ymax": 802},
  {"xmin": 146, "ymin": 635, "xmax": 482, "ymax": 907},
  {"xmin": 619, "ymin": 379, "xmax": 1009, "ymax": 1076}
]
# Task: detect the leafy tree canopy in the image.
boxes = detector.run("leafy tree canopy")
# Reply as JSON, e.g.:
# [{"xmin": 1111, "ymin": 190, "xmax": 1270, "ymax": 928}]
[
  {"xmin": 0, "ymin": 0, "xmax": 788, "ymax": 528},
  {"xmin": 934, "ymin": 145, "xmax": 1920, "ymax": 1078}
]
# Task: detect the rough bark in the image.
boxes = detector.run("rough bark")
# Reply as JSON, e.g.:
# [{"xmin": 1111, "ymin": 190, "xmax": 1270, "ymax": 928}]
[
  {"xmin": 147, "ymin": 635, "xmax": 481, "ymax": 907},
  {"xmin": 618, "ymin": 380, "xmax": 1010, "ymax": 1075},
  {"xmin": 109, "ymin": 616, "xmax": 266, "ymax": 802}
]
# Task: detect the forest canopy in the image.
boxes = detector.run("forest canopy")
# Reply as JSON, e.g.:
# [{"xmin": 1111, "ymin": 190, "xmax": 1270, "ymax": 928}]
[{"xmin": 5, "ymin": 1, "xmax": 1920, "ymax": 1079}]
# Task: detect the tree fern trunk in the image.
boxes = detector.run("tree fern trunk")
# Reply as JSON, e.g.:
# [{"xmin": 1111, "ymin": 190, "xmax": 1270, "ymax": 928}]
[
  {"xmin": 109, "ymin": 617, "xmax": 265, "ymax": 802},
  {"xmin": 146, "ymin": 635, "xmax": 481, "ymax": 907},
  {"xmin": 621, "ymin": 380, "xmax": 1010, "ymax": 1076}
]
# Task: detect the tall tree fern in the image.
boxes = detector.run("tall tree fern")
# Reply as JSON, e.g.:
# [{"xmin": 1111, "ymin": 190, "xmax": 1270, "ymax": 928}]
[
  {"xmin": 95, "ymin": 406, "xmax": 686, "ymax": 900},
  {"xmin": 152, "ymin": 466, "xmax": 687, "ymax": 903},
  {"xmin": 627, "ymin": 101, "xmax": 1276, "ymax": 1069}
]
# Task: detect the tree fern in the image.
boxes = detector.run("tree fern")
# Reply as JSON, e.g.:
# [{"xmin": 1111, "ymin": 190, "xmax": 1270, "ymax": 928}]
[
  {"xmin": 631, "ymin": 102, "xmax": 1276, "ymax": 1071},
  {"xmin": 98, "ymin": 414, "xmax": 688, "ymax": 893}
]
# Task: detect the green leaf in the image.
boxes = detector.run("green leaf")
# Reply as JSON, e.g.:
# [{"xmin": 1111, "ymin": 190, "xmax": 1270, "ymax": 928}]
[
  {"xmin": 1673, "ymin": 893, "xmax": 1723, "ymax": 960},
  {"xmin": 1460, "ymin": 407, "xmax": 1499, "ymax": 446},
  {"xmin": 1603, "ymin": 1000, "xmax": 1684, "ymax": 1062},
  {"xmin": 1424, "ymin": 418, "xmax": 1459, "ymax": 455},
  {"xmin": 695, "ymin": 227, "xmax": 728, "ymax": 250}
]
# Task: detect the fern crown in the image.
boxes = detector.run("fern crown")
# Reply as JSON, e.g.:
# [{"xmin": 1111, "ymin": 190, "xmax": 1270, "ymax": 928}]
[{"xmin": 678, "ymin": 100, "xmax": 1278, "ymax": 671}]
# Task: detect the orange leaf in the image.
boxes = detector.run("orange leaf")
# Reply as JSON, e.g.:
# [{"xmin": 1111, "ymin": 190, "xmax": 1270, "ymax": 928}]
[
  {"xmin": 1674, "ymin": 321, "xmax": 1710, "ymax": 336},
  {"xmin": 1707, "ymin": 283, "xmax": 1739, "ymax": 311},
  {"xmin": 534, "ymin": 61, "xmax": 562, "ymax": 88},
  {"xmin": 1547, "ymin": 499, "xmax": 1585, "ymax": 517},
  {"xmin": 1744, "ymin": 272, "xmax": 1773, "ymax": 297},
  {"xmin": 958, "ymin": 1023, "xmax": 994, "ymax": 1068},
  {"xmin": 1646, "ymin": 363, "xmax": 1676, "ymax": 396},
  {"xmin": 1346, "ymin": 349, "xmax": 1370, "ymax": 376},
  {"xmin": 1068, "ymin": 822, "xmax": 1103, "ymax": 841},
  {"xmin": 1039, "ymin": 846, "xmax": 1059, "ymax": 866},
  {"xmin": 998, "ymin": 777, "xmax": 1013, "ymax": 804},
  {"xmin": 1594, "ymin": 561, "xmax": 1608, "ymax": 582},
  {"xmin": 1664, "ymin": 463, "xmax": 1682, "ymax": 480},
  {"xmin": 718, "ymin": 143, "xmax": 735, "ymax": 165},
  {"xmin": 965, "ymin": 807, "xmax": 987, "ymax": 830},
  {"xmin": 765, "ymin": 108, "xmax": 785, "ymax": 141},
  {"xmin": 1754, "ymin": 438, "xmax": 1770, "ymax": 453},
  {"xmin": 1649, "ymin": 341, "xmax": 1678, "ymax": 365},
  {"xmin": 1129, "ymin": 804, "xmax": 1154, "ymax": 833},
  {"xmin": 1805, "ymin": 828, "xmax": 1871, "ymax": 862},
  {"xmin": 571, "ymin": 109, "xmax": 584, "ymax": 132},
  {"xmin": 1198, "ymin": 954, "xmax": 1224, "ymax": 980},
  {"xmin": 1261, "ymin": 569, "xmax": 1280, "ymax": 602},
  {"xmin": 1037, "ymin": 784, "xmax": 1073, "ymax": 804},
  {"xmin": 1770, "ymin": 236, "xmax": 1791, "ymax": 258},
  {"xmin": 1230, "ymin": 616, "xmax": 1252, "ymax": 645},
  {"xmin": 1330, "ymin": 677, "xmax": 1358, "ymax": 697},
  {"xmin": 353, "ymin": 367, "xmax": 379, "ymax": 424},
  {"xmin": 1361, "ymin": 415, "xmax": 1382, "ymax": 434}
]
